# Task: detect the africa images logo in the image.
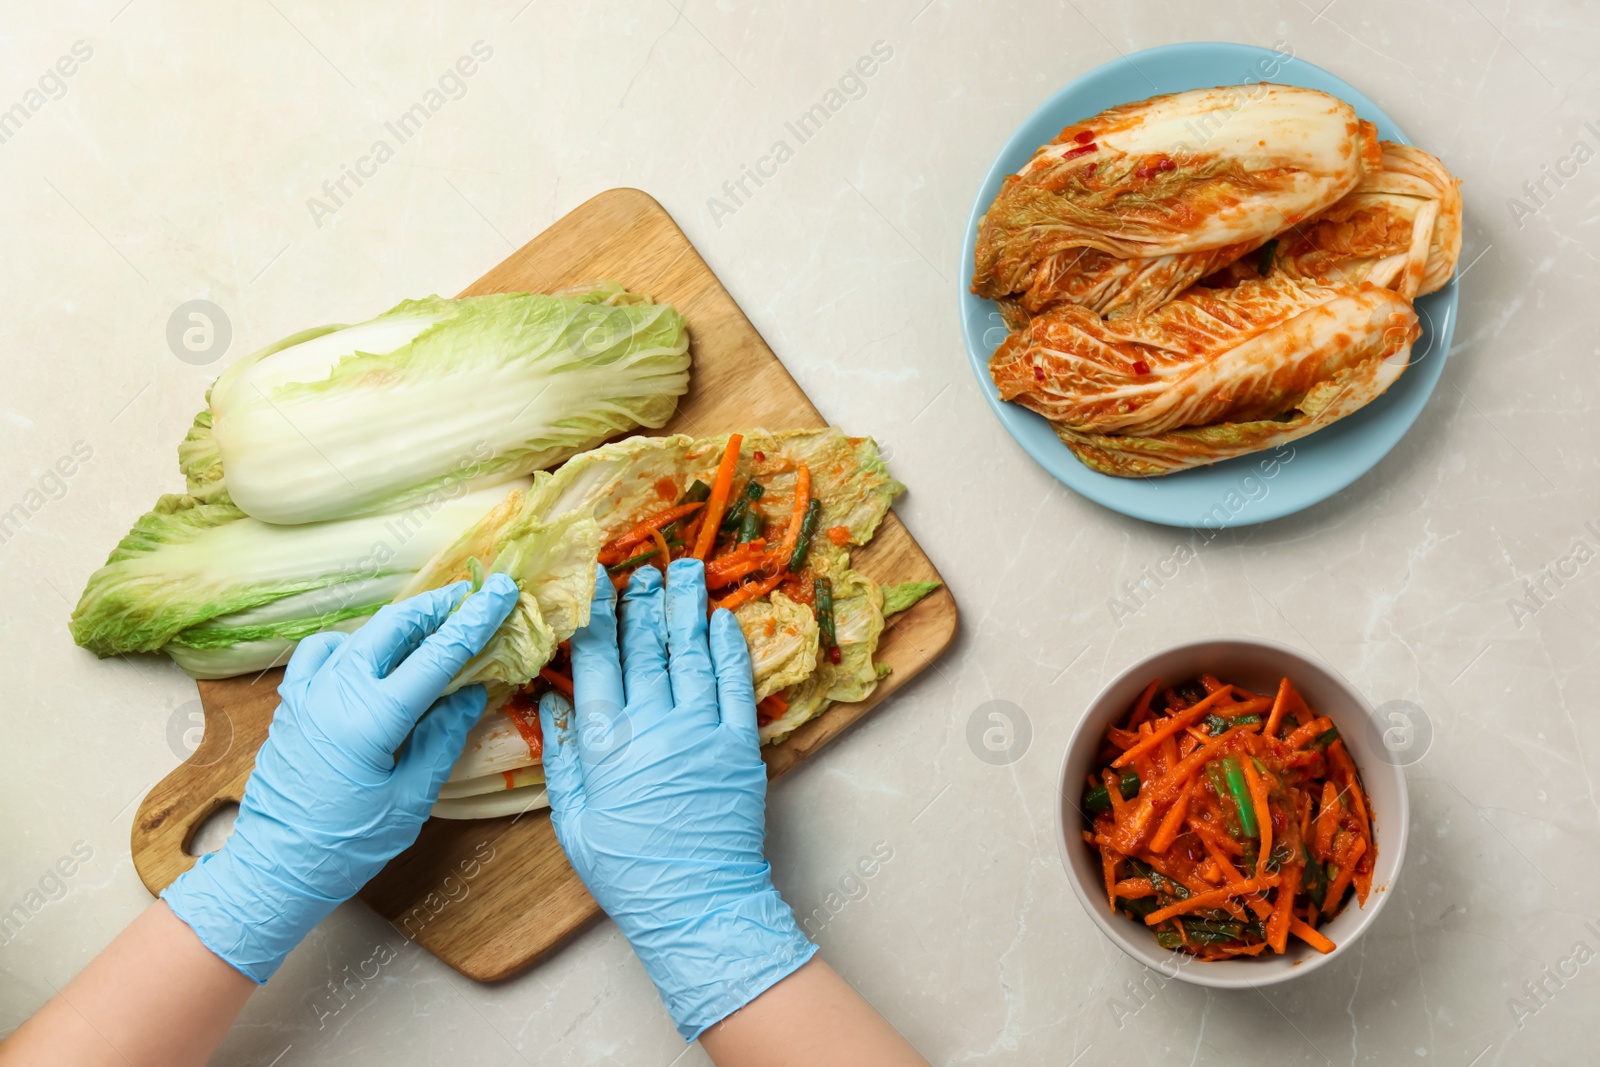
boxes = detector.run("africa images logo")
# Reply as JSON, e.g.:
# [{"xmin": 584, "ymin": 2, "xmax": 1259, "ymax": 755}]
[
  {"xmin": 305, "ymin": 41, "xmax": 494, "ymax": 228},
  {"xmin": 705, "ymin": 40, "xmax": 894, "ymax": 227}
]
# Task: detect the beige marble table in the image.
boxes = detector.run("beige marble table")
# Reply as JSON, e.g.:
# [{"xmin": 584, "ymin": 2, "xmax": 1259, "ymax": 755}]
[{"xmin": 2, "ymin": 2, "xmax": 1595, "ymax": 1064}]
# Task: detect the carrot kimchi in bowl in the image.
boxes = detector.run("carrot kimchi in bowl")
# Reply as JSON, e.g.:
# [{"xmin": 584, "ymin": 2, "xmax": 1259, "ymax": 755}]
[{"xmin": 1055, "ymin": 638, "xmax": 1408, "ymax": 987}]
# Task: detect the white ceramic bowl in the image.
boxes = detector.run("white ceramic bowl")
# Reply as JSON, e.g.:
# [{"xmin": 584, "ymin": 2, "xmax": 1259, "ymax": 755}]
[{"xmin": 1055, "ymin": 637, "xmax": 1408, "ymax": 987}]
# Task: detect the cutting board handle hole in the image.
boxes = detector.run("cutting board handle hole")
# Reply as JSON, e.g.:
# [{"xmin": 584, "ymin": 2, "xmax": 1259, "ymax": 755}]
[{"xmin": 185, "ymin": 799, "xmax": 240, "ymax": 857}]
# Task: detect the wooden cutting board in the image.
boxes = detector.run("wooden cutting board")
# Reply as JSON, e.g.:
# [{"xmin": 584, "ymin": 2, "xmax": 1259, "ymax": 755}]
[{"xmin": 129, "ymin": 188, "xmax": 958, "ymax": 981}]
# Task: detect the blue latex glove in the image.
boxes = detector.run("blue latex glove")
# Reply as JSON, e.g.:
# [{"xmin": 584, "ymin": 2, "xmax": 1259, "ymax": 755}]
[
  {"xmin": 538, "ymin": 561, "xmax": 816, "ymax": 1041},
  {"xmin": 163, "ymin": 574, "xmax": 520, "ymax": 983}
]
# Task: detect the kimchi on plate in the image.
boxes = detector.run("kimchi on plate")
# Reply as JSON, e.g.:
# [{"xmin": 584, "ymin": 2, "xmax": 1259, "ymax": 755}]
[{"xmin": 975, "ymin": 84, "xmax": 1463, "ymax": 477}]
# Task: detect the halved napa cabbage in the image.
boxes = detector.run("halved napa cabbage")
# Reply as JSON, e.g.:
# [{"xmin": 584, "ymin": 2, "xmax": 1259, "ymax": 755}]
[
  {"xmin": 973, "ymin": 85, "xmax": 1379, "ymax": 309},
  {"xmin": 1268, "ymin": 142, "xmax": 1462, "ymax": 298},
  {"xmin": 71, "ymin": 473, "xmax": 603, "ymax": 696},
  {"xmin": 1000, "ymin": 140, "xmax": 1456, "ymax": 323},
  {"xmin": 1057, "ymin": 348, "xmax": 1413, "ymax": 477},
  {"xmin": 168, "ymin": 616, "xmax": 370, "ymax": 679},
  {"xmin": 203, "ymin": 284, "xmax": 689, "ymax": 524},
  {"xmin": 1003, "ymin": 241, "xmax": 1264, "ymax": 324},
  {"xmin": 70, "ymin": 482, "xmax": 527, "ymax": 663},
  {"xmin": 991, "ymin": 274, "xmax": 1418, "ymax": 438}
]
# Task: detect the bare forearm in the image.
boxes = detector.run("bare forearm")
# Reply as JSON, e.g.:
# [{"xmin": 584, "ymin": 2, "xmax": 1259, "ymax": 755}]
[
  {"xmin": 0, "ymin": 901, "xmax": 254, "ymax": 1067},
  {"xmin": 697, "ymin": 957, "xmax": 929, "ymax": 1067}
]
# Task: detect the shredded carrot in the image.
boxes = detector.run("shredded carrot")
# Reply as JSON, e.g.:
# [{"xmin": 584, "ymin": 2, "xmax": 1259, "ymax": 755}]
[
  {"xmin": 691, "ymin": 435, "xmax": 744, "ymax": 561},
  {"xmin": 598, "ymin": 502, "xmax": 705, "ymax": 562},
  {"xmin": 538, "ymin": 667, "xmax": 574, "ymax": 697},
  {"xmin": 1112, "ymin": 878, "xmax": 1156, "ymax": 898},
  {"xmin": 1284, "ymin": 716, "xmax": 1334, "ymax": 749},
  {"xmin": 1190, "ymin": 815, "xmax": 1244, "ymax": 856},
  {"xmin": 1314, "ymin": 780, "xmax": 1340, "ymax": 859},
  {"xmin": 1112, "ymin": 687, "xmax": 1235, "ymax": 768},
  {"xmin": 768, "ymin": 463, "xmax": 812, "ymax": 568},
  {"xmin": 1102, "ymin": 849, "xmax": 1120, "ymax": 911},
  {"xmin": 1265, "ymin": 863, "xmax": 1300, "ymax": 953},
  {"xmin": 1242, "ymin": 758, "xmax": 1273, "ymax": 880},
  {"xmin": 1127, "ymin": 679, "xmax": 1161, "ymax": 728},
  {"xmin": 1264, "ymin": 677, "xmax": 1292, "ymax": 737},
  {"xmin": 1289, "ymin": 918, "xmax": 1336, "ymax": 954},
  {"xmin": 1353, "ymin": 861, "xmax": 1374, "ymax": 907},
  {"xmin": 755, "ymin": 692, "xmax": 788, "ymax": 726},
  {"xmin": 708, "ymin": 537, "xmax": 769, "ymax": 562},
  {"xmin": 650, "ymin": 528, "xmax": 671, "ymax": 572},
  {"xmin": 1149, "ymin": 780, "xmax": 1195, "ymax": 853},
  {"xmin": 1143, "ymin": 878, "xmax": 1271, "ymax": 925},
  {"xmin": 1133, "ymin": 721, "xmax": 1155, "ymax": 774},
  {"xmin": 1220, "ymin": 696, "xmax": 1273, "ymax": 720},
  {"xmin": 1328, "ymin": 741, "xmax": 1371, "ymax": 839},
  {"xmin": 1323, "ymin": 869, "xmax": 1353, "ymax": 915},
  {"xmin": 678, "ymin": 511, "xmax": 705, "ymax": 559},
  {"xmin": 1107, "ymin": 797, "xmax": 1158, "ymax": 856},
  {"xmin": 1212, "ymin": 896, "xmax": 1250, "ymax": 923},
  {"xmin": 705, "ymin": 544, "xmax": 774, "ymax": 590},
  {"xmin": 1322, "ymin": 835, "xmax": 1367, "ymax": 916},
  {"xmin": 1102, "ymin": 769, "xmax": 1129, "ymax": 819},
  {"xmin": 1196, "ymin": 830, "xmax": 1246, "ymax": 886},
  {"xmin": 709, "ymin": 558, "xmax": 773, "ymax": 591},
  {"xmin": 1158, "ymin": 733, "xmax": 1180, "ymax": 777},
  {"xmin": 1135, "ymin": 851, "xmax": 1206, "ymax": 897},
  {"xmin": 1106, "ymin": 725, "xmax": 1141, "ymax": 751},
  {"xmin": 1208, "ymin": 942, "xmax": 1270, "ymax": 958},
  {"xmin": 712, "ymin": 570, "xmax": 785, "ymax": 613},
  {"xmin": 1144, "ymin": 729, "xmax": 1239, "ymax": 803}
]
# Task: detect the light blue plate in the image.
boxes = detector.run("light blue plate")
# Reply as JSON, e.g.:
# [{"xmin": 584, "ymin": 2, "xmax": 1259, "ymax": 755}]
[{"xmin": 959, "ymin": 42, "xmax": 1458, "ymax": 528}]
